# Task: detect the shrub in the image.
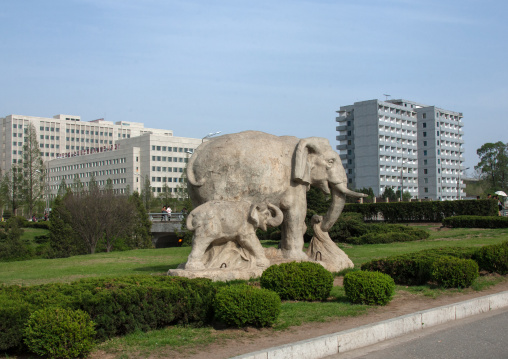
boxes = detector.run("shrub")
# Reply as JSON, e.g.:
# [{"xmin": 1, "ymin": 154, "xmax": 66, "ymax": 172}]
[
  {"xmin": 260, "ymin": 262, "xmax": 333, "ymax": 301},
  {"xmin": 431, "ymin": 256, "xmax": 479, "ymax": 288},
  {"xmin": 442, "ymin": 215, "xmax": 508, "ymax": 228},
  {"xmin": 361, "ymin": 247, "xmax": 478, "ymax": 285},
  {"xmin": 344, "ymin": 199, "xmax": 497, "ymax": 222},
  {"xmin": 328, "ymin": 212, "xmax": 369, "ymax": 242},
  {"xmin": 473, "ymin": 241, "xmax": 508, "ymax": 274},
  {"xmin": 24, "ymin": 307, "xmax": 96, "ymax": 359},
  {"xmin": 214, "ymin": 285, "xmax": 281, "ymax": 327},
  {"xmin": 343, "ymin": 271, "xmax": 395, "ymax": 305},
  {"xmin": 0, "ymin": 295, "xmax": 33, "ymax": 350}
]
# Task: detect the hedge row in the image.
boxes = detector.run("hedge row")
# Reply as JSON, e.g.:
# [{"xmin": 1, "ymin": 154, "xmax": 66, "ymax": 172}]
[
  {"xmin": 361, "ymin": 242, "xmax": 507, "ymax": 285},
  {"xmin": 327, "ymin": 213, "xmax": 429, "ymax": 244},
  {"xmin": 442, "ymin": 215, "xmax": 508, "ymax": 228},
  {"xmin": 343, "ymin": 199, "xmax": 497, "ymax": 223},
  {"xmin": 0, "ymin": 275, "xmax": 217, "ymax": 351}
]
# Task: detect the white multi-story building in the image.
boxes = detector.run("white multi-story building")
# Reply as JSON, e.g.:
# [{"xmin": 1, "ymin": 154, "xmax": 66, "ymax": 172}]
[
  {"xmin": 0, "ymin": 113, "xmax": 202, "ymax": 197},
  {"xmin": 336, "ymin": 99, "xmax": 465, "ymax": 200},
  {"xmin": 0, "ymin": 114, "xmax": 173, "ymax": 175},
  {"xmin": 46, "ymin": 133, "xmax": 202, "ymax": 197}
]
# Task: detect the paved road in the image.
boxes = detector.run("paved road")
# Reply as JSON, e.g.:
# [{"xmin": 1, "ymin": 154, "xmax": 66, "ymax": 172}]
[{"xmin": 325, "ymin": 307, "xmax": 508, "ymax": 359}]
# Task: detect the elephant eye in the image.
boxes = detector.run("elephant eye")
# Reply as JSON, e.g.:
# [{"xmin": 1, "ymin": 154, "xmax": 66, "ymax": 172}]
[{"xmin": 327, "ymin": 159, "xmax": 334, "ymax": 166}]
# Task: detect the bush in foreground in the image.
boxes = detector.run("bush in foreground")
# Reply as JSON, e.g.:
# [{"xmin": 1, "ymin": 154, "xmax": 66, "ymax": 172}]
[
  {"xmin": 260, "ymin": 262, "xmax": 333, "ymax": 301},
  {"xmin": 214, "ymin": 285, "xmax": 281, "ymax": 327},
  {"xmin": 24, "ymin": 307, "xmax": 96, "ymax": 359},
  {"xmin": 473, "ymin": 241, "xmax": 508, "ymax": 274},
  {"xmin": 343, "ymin": 271, "xmax": 395, "ymax": 305},
  {"xmin": 431, "ymin": 256, "xmax": 479, "ymax": 288}
]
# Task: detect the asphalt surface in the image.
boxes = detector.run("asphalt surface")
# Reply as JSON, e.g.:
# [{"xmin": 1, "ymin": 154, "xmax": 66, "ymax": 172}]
[{"xmin": 325, "ymin": 307, "xmax": 508, "ymax": 359}]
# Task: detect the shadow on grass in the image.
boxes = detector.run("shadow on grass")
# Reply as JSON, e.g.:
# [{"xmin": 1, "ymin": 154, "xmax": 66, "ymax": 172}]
[{"xmin": 133, "ymin": 265, "xmax": 173, "ymax": 272}]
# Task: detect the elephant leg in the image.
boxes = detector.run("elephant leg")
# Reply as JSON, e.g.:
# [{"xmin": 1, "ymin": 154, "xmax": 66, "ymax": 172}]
[
  {"xmin": 185, "ymin": 234, "xmax": 212, "ymax": 270},
  {"xmin": 280, "ymin": 187, "xmax": 308, "ymax": 260},
  {"xmin": 238, "ymin": 233, "xmax": 270, "ymax": 268}
]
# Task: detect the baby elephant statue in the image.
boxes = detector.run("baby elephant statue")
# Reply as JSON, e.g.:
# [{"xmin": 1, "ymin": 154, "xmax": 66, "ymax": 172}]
[{"xmin": 184, "ymin": 200, "xmax": 283, "ymax": 270}]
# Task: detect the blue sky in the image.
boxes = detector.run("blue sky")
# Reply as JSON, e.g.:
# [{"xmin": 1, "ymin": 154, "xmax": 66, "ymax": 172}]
[{"xmin": 2, "ymin": 0, "xmax": 507, "ymax": 173}]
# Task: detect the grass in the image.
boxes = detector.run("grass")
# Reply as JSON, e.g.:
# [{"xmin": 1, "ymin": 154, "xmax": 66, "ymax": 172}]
[{"xmin": 1, "ymin": 226, "xmax": 507, "ymax": 358}]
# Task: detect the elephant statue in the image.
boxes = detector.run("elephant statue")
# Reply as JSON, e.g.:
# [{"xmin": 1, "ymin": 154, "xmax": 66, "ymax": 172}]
[
  {"xmin": 184, "ymin": 200, "xmax": 283, "ymax": 270},
  {"xmin": 187, "ymin": 131, "xmax": 366, "ymax": 261}
]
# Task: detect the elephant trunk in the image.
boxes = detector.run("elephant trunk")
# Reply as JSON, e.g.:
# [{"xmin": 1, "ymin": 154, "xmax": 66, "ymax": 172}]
[
  {"xmin": 266, "ymin": 203, "xmax": 284, "ymax": 227},
  {"xmin": 320, "ymin": 187, "xmax": 346, "ymax": 232},
  {"xmin": 320, "ymin": 183, "xmax": 367, "ymax": 232}
]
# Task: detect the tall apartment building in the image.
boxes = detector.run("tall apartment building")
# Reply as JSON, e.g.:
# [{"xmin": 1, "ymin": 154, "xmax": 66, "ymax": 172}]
[
  {"xmin": 0, "ymin": 113, "xmax": 202, "ymax": 197},
  {"xmin": 336, "ymin": 99, "xmax": 465, "ymax": 200}
]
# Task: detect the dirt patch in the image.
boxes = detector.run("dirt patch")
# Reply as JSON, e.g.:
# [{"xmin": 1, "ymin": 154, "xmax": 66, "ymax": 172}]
[{"xmin": 128, "ymin": 276, "xmax": 508, "ymax": 359}]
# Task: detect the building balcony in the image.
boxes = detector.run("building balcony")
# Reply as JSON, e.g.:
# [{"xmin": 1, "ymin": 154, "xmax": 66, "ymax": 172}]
[
  {"xmin": 336, "ymin": 135, "xmax": 348, "ymax": 141},
  {"xmin": 336, "ymin": 125, "xmax": 348, "ymax": 131}
]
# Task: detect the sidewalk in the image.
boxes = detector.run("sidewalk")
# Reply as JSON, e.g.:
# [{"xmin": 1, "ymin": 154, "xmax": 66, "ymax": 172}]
[{"xmin": 232, "ymin": 290, "xmax": 508, "ymax": 359}]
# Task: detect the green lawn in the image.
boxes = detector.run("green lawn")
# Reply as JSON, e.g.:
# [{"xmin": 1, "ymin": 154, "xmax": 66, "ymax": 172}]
[
  {"xmin": 2, "ymin": 226, "xmax": 507, "ymax": 358},
  {"xmin": 2, "ymin": 226, "xmax": 507, "ymax": 286}
]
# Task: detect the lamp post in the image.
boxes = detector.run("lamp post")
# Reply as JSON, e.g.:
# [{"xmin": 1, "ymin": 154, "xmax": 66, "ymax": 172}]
[
  {"xmin": 202, "ymin": 131, "xmax": 221, "ymax": 143},
  {"xmin": 457, "ymin": 166, "xmax": 470, "ymax": 200}
]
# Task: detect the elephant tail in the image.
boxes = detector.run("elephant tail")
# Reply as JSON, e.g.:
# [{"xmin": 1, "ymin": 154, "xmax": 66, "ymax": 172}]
[{"xmin": 186, "ymin": 146, "xmax": 205, "ymax": 187}]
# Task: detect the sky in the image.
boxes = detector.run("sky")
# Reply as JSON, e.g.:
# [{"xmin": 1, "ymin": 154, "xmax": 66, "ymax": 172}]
[{"xmin": 2, "ymin": 0, "xmax": 507, "ymax": 173}]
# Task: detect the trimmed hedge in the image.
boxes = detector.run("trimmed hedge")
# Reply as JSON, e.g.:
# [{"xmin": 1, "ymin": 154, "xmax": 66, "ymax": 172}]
[
  {"xmin": 431, "ymin": 256, "xmax": 479, "ymax": 288},
  {"xmin": 361, "ymin": 247, "xmax": 479, "ymax": 285},
  {"xmin": 260, "ymin": 262, "xmax": 333, "ymax": 301},
  {"xmin": 344, "ymin": 199, "xmax": 497, "ymax": 223},
  {"xmin": 343, "ymin": 271, "xmax": 395, "ymax": 305},
  {"xmin": 0, "ymin": 275, "xmax": 217, "ymax": 350},
  {"xmin": 473, "ymin": 241, "xmax": 508, "ymax": 274},
  {"xmin": 214, "ymin": 285, "xmax": 281, "ymax": 328},
  {"xmin": 442, "ymin": 215, "xmax": 508, "ymax": 228},
  {"xmin": 24, "ymin": 308, "xmax": 96, "ymax": 359}
]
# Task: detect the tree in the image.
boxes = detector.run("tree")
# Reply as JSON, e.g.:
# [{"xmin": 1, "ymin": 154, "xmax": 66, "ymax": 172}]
[
  {"xmin": 48, "ymin": 195, "xmax": 85, "ymax": 258},
  {"xmin": 57, "ymin": 178, "xmax": 68, "ymax": 198},
  {"xmin": 19, "ymin": 123, "xmax": 45, "ymax": 217},
  {"xmin": 127, "ymin": 191, "xmax": 153, "ymax": 249},
  {"xmin": 381, "ymin": 187, "xmax": 397, "ymax": 201},
  {"xmin": 395, "ymin": 189, "xmax": 412, "ymax": 201},
  {"xmin": 0, "ymin": 168, "xmax": 24, "ymax": 216},
  {"xmin": 475, "ymin": 142, "xmax": 508, "ymax": 190},
  {"xmin": 73, "ymin": 174, "xmax": 84, "ymax": 194},
  {"xmin": 141, "ymin": 175, "xmax": 152, "ymax": 211}
]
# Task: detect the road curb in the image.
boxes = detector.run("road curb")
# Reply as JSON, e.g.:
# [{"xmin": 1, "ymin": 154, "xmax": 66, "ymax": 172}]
[{"xmin": 232, "ymin": 290, "xmax": 508, "ymax": 359}]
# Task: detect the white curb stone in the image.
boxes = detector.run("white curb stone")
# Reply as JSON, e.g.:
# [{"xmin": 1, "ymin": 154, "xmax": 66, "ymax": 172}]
[{"xmin": 232, "ymin": 290, "xmax": 508, "ymax": 359}]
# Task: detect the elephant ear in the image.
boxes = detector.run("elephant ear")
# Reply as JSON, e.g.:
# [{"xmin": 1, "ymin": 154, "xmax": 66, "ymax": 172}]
[
  {"xmin": 249, "ymin": 203, "xmax": 260, "ymax": 227},
  {"xmin": 293, "ymin": 137, "xmax": 329, "ymax": 185}
]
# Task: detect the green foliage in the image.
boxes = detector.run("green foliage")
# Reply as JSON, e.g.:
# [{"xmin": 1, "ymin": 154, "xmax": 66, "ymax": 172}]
[
  {"xmin": 260, "ymin": 262, "xmax": 333, "ymax": 301},
  {"xmin": 24, "ymin": 307, "xmax": 96, "ymax": 359},
  {"xmin": 48, "ymin": 195, "xmax": 86, "ymax": 258},
  {"xmin": 0, "ymin": 275, "xmax": 217, "ymax": 347},
  {"xmin": 472, "ymin": 241, "xmax": 508, "ymax": 274},
  {"xmin": 127, "ymin": 191, "xmax": 153, "ymax": 249},
  {"xmin": 214, "ymin": 285, "xmax": 281, "ymax": 327},
  {"xmin": 430, "ymin": 256, "xmax": 479, "ymax": 288},
  {"xmin": 328, "ymin": 212, "xmax": 369, "ymax": 242},
  {"xmin": 0, "ymin": 295, "xmax": 32, "ymax": 350},
  {"xmin": 0, "ymin": 217, "xmax": 33, "ymax": 261},
  {"xmin": 442, "ymin": 215, "xmax": 508, "ymax": 228},
  {"xmin": 343, "ymin": 271, "xmax": 395, "ymax": 305},
  {"xmin": 381, "ymin": 187, "xmax": 397, "ymax": 201},
  {"xmin": 327, "ymin": 214, "xmax": 429, "ymax": 245},
  {"xmin": 343, "ymin": 199, "xmax": 497, "ymax": 222},
  {"xmin": 475, "ymin": 141, "xmax": 508, "ymax": 190},
  {"xmin": 361, "ymin": 247, "xmax": 479, "ymax": 285}
]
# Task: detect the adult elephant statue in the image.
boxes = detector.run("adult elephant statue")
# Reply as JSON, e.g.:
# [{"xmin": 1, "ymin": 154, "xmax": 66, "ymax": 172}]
[{"xmin": 187, "ymin": 131, "xmax": 366, "ymax": 260}]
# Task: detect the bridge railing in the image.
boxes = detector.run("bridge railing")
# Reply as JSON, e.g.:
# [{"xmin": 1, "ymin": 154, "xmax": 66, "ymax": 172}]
[{"xmin": 148, "ymin": 212, "xmax": 186, "ymax": 222}]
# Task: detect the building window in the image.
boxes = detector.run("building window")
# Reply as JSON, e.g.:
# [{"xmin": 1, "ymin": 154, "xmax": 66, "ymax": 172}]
[
  {"xmin": 423, "ymin": 132, "xmax": 427, "ymax": 137},
  {"xmin": 437, "ymin": 149, "xmax": 440, "ymax": 155},
  {"xmin": 424, "ymin": 169, "xmax": 428, "ymax": 174},
  {"xmin": 423, "ymin": 113, "xmax": 426, "ymax": 119},
  {"xmin": 423, "ymin": 141, "xmax": 427, "ymax": 146},
  {"xmin": 347, "ymin": 131, "xmax": 352, "ymax": 136},
  {"xmin": 424, "ymin": 187, "xmax": 428, "ymax": 193},
  {"xmin": 424, "ymin": 150, "xmax": 427, "ymax": 156},
  {"xmin": 437, "ymin": 159, "xmax": 441, "ymax": 164}
]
